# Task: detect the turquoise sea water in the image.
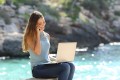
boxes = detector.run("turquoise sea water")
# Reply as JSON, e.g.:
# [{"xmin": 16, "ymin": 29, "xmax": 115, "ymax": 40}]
[{"xmin": 0, "ymin": 43, "xmax": 120, "ymax": 80}]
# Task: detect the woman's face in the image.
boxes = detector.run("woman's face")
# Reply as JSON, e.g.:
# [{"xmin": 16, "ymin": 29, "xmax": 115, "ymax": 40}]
[{"xmin": 36, "ymin": 17, "xmax": 46, "ymax": 32}]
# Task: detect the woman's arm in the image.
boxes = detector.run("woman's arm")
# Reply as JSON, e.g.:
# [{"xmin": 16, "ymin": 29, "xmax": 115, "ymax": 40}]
[
  {"xmin": 47, "ymin": 33, "xmax": 56, "ymax": 61},
  {"xmin": 33, "ymin": 32, "xmax": 41, "ymax": 55},
  {"xmin": 47, "ymin": 33, "xmax": 50, "ymax": 55}
]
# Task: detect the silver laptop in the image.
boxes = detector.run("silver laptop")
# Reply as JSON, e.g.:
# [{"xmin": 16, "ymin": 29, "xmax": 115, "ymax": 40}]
[{"xmin": 50, "ymin": 42, "xmax": 77, "ymax": 63}]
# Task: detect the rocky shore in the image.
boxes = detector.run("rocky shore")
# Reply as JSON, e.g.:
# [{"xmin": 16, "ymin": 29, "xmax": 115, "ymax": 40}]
[{"xmin": 0, "ymin": 1, "xmax": 120, "ymax": 57}]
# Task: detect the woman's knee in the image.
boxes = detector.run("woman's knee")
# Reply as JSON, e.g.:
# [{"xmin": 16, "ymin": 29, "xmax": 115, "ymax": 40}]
[
  {"xmin": 60, "ymin": 63, "xmax": 70, "ymax": 71},
  {"xmin": 32, "ymin": 69, "xmax": 40, "ymax": 78},
  {"xmin": 67, "ymin": 62, "xmax": 75, "ymax": 70}
]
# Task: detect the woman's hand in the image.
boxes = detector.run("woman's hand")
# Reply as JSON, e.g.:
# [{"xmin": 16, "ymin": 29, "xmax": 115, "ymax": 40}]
[{"xmin": 49, "ymin": 54, "xmax": 57, "ymax": 61}]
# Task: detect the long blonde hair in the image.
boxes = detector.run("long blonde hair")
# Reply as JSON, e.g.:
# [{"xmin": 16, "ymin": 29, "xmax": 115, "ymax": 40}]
[{"xmin": 22, "ymin": 11, "xmax": 43, "ymax": 53}]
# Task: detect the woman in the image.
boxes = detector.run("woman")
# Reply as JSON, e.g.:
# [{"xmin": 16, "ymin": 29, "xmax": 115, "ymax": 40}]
[{"xmin": 22, "ymin": 11, "xmax": 75, "ymax": 80}]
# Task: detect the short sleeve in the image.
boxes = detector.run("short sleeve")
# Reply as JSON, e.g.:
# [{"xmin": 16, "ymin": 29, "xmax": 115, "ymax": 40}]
[{"xmin": 45, "ymin": 32, "xmax": 50, "ymax": 40}]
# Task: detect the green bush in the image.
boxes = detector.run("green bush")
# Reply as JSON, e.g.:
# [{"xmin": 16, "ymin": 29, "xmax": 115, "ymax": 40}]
[
  {"xmin": 12, "ymin": 0, "xmax": 41, "ymax": 8},
  {"xmin": 12, "ymin": 0, "xmax": 60, "ymax": 20},
  {"xmin": 58, "ymin": 0, "xmax": 113, "ymax": 20},
  {"xmin": 37, "ymin": 3, "xmax": 60, "ymax": 20},
  {"xmin": 81, "ymin": 0, "xmax": 113, "ymax": 17},
  {"xmin": 0, "ymin": 0, "xmax": 5, "ymax": 5},
  {"xmin": 61, "ymin": 0, "xmax": 81, "ymax": 21}
]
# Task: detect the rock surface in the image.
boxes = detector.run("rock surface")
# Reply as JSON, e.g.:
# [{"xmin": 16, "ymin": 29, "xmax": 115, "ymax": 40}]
[
  {"xmin": 0, "ymin": 1, "xmax": 120, "ymax": 56},
  {"xmin": 25, "ymin": 78, "xmax": 57, "ymax": 80}
]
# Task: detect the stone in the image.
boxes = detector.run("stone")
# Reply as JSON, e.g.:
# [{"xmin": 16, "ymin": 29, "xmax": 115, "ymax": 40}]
[
  {"xmin": 18, "ymin": 5, "xmax": 33, "ymax": 14},
  {"xmin": 0, "ymin": 5, "xmax": 15, "ymax": 17},
  {"xmin": 25, "ymin": 78, "xmax": 57, "ymax": 80},
  {"xmin": 4, "ymin": 23, "xmax": 19, "ymax": 33}
]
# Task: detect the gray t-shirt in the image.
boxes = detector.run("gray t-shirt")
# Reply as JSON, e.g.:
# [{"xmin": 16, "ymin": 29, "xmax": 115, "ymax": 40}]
[{"xmin": 28, "ymin": 31, "xmax": 51, "ymax": 69}]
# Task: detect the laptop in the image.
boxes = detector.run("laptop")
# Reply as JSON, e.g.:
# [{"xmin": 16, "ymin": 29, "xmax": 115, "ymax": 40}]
[{"xmin": 49, "ymin": 42, "xmax": 77, "ymax": 63}]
